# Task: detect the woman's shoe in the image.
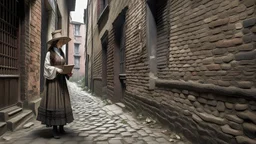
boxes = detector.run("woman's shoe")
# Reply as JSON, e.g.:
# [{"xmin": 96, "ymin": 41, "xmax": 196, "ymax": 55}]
[
  {"xmin": 53, "ymin": 126, "xmax": 60, "ymax": 139},
  {"xmin": 59, "ymin": 125, "xmax": 66, "ymax": 134}
]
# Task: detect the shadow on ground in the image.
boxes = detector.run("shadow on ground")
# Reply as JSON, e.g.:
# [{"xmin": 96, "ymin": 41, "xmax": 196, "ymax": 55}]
[{"xmin": 24, "ymin": 127, "xmax": 79, "ymax": 139}]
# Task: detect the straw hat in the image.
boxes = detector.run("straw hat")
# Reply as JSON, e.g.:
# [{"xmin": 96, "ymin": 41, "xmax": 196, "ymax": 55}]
[{"xmin": 47, "ymin": 29, "xmax": 71, "ymax": 45}]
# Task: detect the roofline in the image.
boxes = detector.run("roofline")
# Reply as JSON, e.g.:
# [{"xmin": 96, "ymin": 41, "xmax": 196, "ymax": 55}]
[
  {"xmin": 70, "ymin": 21, "xmax": 84, "ymax": 25},
  {"xmin": 67, "ymin": 0, "xmax": 76, "ymax": 11}
]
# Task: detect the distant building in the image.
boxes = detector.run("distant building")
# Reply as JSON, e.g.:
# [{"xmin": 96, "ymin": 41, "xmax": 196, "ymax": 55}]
[{"xmin": 68, "ymin": 21, "xmax": 86, "ymax": 81}]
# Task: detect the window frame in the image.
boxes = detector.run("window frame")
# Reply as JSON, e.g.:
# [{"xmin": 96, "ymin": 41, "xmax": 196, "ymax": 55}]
[
  {"xmin": 74, "ymin": 56, "xmax": 81, "ymax": 69},
  {"xmin": 97, "ymin": 0, "xmax": 108, "ymax": 18},
  {"xmin": 74, "ymin": 43, "xmax": 80, "ymax": 55},
  {"xmin": 74, "ymin": 24, "xmax": 80, "ymax": 36}
]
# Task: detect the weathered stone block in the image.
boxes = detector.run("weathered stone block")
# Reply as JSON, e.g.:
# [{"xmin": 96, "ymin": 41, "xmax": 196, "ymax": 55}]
[
  {"xmin": 212, "ymin": 110, "xmax": 219, "ymax": 117},
  {"xmin": 228, "ymin": 121, "xmax": 243, "ymax": 130},
  {"xmin": 243, "ymin": 18, "xmax": 256, "ymax": 28},
  {"xmin": 235, "ymin": 104, "xmax": 249, "ymax": 111},
  {"xmin": 238, "ymin": 43, "xmax": 255, "ymax": 51},
  {"xmin": 221, "ymin": 124, "xmax": 243, "ymax": 136},
  {"xmin": 180, "ymin": 93, "xmax": 186, "ymax": 99},
  {"xmin": 184, "ymin": 99, "xmax": 193, "ymax": 106},
  {"xmin": 225, "ymin": 102, "xmax": 234, "ymax": 109},
  {"xmin": 236, "ymin": 5, "xmax": 247, "ymax": 13},
  {"xmin": 222, "ymin": 54, "xmax": 234, "ymax": 63},
  {"xmin": 209, "ymin": 18, "xmax": 229, "ymax": 28},
  {"xmin": 202, "ymin": 57, "xmax": 213, "ymax": 65},
  {"xmin": 217, "ymin": 101, "xmax": 225, "ymax": 112},
  {"xmin": 183, "ymin": 110, "xmax": 192, "ymax": 116},
  {"xmin": 226, "ymin": 114, "xmax": 244, "ymax": 124},
  {"xmin": 214, "ymin": 57, "xmax": 223, "ymax": 64},
  {"xmin": 243, "ymin": 34, "xmax": 253, "ymax": 43},
  {"xmin": 212, "ymin": 48, "xmax": 227, "ymax": 55},
  {"xmin": 196, "ymin": 107, "xmax": 204, "ymax": 113},
  {"xmin": 236, "ymin": 136, "xmax": 256, "ymax": 144},
  {"xmin": 243, "ymin": 123, "xmax": 256, "ymax": 138},
  {"xmin": 235, "ymin": 32, "xmax": 244, "ymax": 38},
  {"xmin": 207, "ymin": 64, "xmax": 221, "ymax": 71},
  {"xmin": 235, "ymin": 50, "xmax": 256, "ymax": 61},
  {"xmin": 243, "ymin": 0, "xmax": 256, "ymax": 7},
  {"xmin": 243, "ymin": 28, "xmax": 251, "ymax": 34},
  {"xmin": 193, "ymin": 101, "xmax": 201, "ymax": 108},
  {"xmin": 198, "ymin": 112, "xmax": 227, "ymax": 125},
  {"xmin": 235, "ymin": 22, "xmax": 243, "ymax": 30},
  {"xmin": 216, "ymin": 38, "xmax": 243, "ymax": 48},
  {"xmin": 237, "ymin": 81, "xmax": 253, "ymax": 89},
  {"xmin": 237, "ymin": 110, "xmax": 256, "ymax": 124},
  {"xmin": 192, "ymin": 113, "xmax": 203, "ymax": 123},
  {"xmin": 252, "ymin": 26, "xmax": 256, "ymax": 33},
  {"xmin": 221, "ymin": 64, "xmax": 231, "ymax": 70},
  {"xmin": 239, "ymin": 12, "xmax": 248, "ymax": 20},
  {"xmin": 188, "ymin": 95, "xmax": 196, "ymax": 102},
  {"xmin": 207, "ymin": 100, "xmax": 217, "ymax": 106},
  {"xmin": 198, "ymin": 98, "xmax": 207, "ymax": 104},
  {"xmin": 218, "ymin": 80, "xmax": 230, "ymax": 87}
]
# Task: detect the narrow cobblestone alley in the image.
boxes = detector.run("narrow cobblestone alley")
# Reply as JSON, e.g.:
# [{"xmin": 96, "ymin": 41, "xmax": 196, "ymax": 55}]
[{"xmin": 0, "ymin": 82, "xmax": 189, "ymax": 144}]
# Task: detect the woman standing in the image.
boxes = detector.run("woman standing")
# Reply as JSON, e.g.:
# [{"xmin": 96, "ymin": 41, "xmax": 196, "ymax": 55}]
[{"xmin": 37, "ymin": 30, "xmax": 74, "ymax": 139}]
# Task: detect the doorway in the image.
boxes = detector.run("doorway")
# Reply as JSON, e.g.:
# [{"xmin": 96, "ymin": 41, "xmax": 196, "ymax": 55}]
[
  {"xmin": 113, "ymin": 7, "xmax": 127, "ymax": 102},
  {"xmin": 0, "ymin": 0, "xmax": 23, "ymax": 109},
  {"xmin": 101, "ymin": 31, "xmax": 108, "ymax": 99}
]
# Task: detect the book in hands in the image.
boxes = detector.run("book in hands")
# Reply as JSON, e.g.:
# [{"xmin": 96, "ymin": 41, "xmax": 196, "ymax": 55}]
[{"xmin": 62, "ymin": 65, "xmax": 74, "ymax": 74}]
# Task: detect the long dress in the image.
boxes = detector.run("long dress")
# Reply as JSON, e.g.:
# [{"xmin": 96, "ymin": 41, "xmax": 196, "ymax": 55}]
[{"xmin": 37, "ymin": 48, "xmax": 74, "ymax": 126}]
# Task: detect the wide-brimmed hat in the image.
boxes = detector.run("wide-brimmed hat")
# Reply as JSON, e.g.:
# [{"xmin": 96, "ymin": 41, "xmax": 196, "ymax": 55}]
[{"xmin": 47, "ymin": 29, "xmax": 71, "ymax": 45}]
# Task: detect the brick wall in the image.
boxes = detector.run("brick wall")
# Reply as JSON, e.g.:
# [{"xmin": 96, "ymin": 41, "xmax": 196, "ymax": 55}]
[
  {"xmin": 167, "ymin": 0, "xmax": 256, "ymax": 89},
  {"xmin": 125, "ymin": 0, "xmax": 149, "ymax": 96},
  {"xmin": 87, "ymin": 0, "xmax": 256, "ymax": 143},
  {"xmin": 124, "ymin": 0, "xmax": 256, "ymax": 144},
  {"xmin": 21, "ymin": 0, "xmax": 41, "ymax": 102},
  {"xmin": 27, "ymin": 0, "xmax": 41, "ymax": 101}
]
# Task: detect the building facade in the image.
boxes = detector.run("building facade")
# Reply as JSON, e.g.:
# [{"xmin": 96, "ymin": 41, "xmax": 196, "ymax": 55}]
[
  {"xmin": 86, "ymin": 0, "xmax": 256, "ymax": 143},
  {"xmin": 0, "ymin": 0, "xmax": 75, "ymax": 136},
  {"xmin": 0, "ymin": 0, "xmax": 41, "ymax": 135},
  {"xmin": 68, "ymin": 21, "xmax": 86, "ymax": 81}
]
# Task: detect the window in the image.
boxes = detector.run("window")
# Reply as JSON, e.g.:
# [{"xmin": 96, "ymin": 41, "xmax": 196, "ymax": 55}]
[
  {"xmin": 155, "ymin": 0, "xmax": 170, "ymax": 71},
  {"xmin": 120, "ymin": 29, "xmax": 125, "ymax": 74},
  {"xmin": 147, "ymin": 0, "xmax": 169, "ymax": 77},
  {"xmin": 74, "ymin": 44, "xmax": 80, "ymax": 54},
  {"xmin": 97, "ymin": 0, "xmax": 108, "ymax": 17},
  {"xmin": 74, "ymin": 57, "xmax": 80, "ymax": 69},
  {"xmin": 74, "ymin": 24, "xmax": 80, "ymax": 36}
]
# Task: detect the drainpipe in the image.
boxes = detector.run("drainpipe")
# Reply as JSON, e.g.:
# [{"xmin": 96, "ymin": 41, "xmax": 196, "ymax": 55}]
[
  {"xmin": 84, "ymin": 0, "xmax": 89, "ymax": 87},
  {"xmin": 90, "ymin": 0, "xmax": 94, "ymax": 92}
]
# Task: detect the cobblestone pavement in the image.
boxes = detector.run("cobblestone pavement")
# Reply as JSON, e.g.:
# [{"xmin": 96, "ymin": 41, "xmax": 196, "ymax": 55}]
[{"xmin": 0, "ymin": 82, "xmax": 190, "ymax": 144}]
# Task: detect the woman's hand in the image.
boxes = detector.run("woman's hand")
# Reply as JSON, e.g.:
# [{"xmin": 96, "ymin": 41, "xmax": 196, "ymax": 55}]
[
  {"xmin": 56, "ymin": 68, "xmax": 63, "ymax": 74},
  {"xmin": 67, "ymin": 72, "xmax": 73, "ymax": 77}
]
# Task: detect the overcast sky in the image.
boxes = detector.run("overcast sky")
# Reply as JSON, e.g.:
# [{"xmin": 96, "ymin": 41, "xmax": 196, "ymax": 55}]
[{"xmin": 70, "ymin": 0, "xmax": 87, "ymax": 23}]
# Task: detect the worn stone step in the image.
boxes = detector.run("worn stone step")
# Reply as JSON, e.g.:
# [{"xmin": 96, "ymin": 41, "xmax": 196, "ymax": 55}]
[
  {"xmin": 0, "ymin": 106, "xmax": 23, "ymax": 122},
  {"xmin": 0, "ymin": 122, "xmax": 7, "ymax": 136},
  {"xmin": 7, "ymin": 110, "xmax": 34, "ymax": 131},
  {"xmin": 8, "ymin": 107, "xmax": 22, "ymax": 118}
]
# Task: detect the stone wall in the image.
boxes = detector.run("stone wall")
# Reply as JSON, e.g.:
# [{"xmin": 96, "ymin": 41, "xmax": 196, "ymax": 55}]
[
  {"xmin": 124, "ymin": 0, "xmax": 256, "ymax": 143},
  {"xmin": 87, "ymin": 0, "xmax": 256, "ymax": 143},
  {"xmin": 166, "ymin": 0, "xmax": 256, "ymax": 89}
]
